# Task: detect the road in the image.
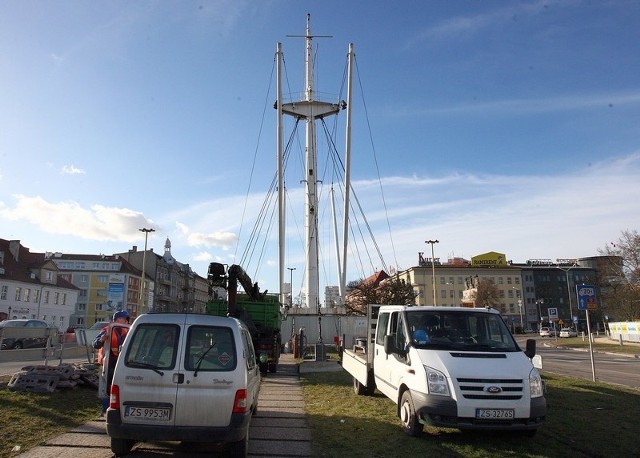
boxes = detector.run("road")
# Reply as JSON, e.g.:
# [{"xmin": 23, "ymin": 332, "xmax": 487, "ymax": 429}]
[{"xmin": 516, "ymin": 336, "xmax": 640, "ymax": 391}]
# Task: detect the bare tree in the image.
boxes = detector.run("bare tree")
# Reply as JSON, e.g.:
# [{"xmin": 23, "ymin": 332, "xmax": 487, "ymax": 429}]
[
  {"xmin": 474, "ymin": 278, "xmax": 501, "ymax": 309},
  {"xmin": 345, "ymin": 276, "xmax": 416, "ymax": 316},
  {"xmin": 598, "ymin": 230, "xmax": 640, "ymax": 320}
]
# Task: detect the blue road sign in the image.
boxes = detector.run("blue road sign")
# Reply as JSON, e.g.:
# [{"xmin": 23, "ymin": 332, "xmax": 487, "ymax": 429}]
[{"xmin": 576, "ymin": 285, "xmax": 597, "ymax": 311}]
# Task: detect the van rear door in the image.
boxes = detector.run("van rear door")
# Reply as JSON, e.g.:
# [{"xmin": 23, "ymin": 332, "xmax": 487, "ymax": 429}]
[
  {"xmin": 118, "ymin": 320, "xmax": 184, "ymax": 427},
  {"xmin": 173, "ymin": 315, "xmax": 241, "ymax": 427}
]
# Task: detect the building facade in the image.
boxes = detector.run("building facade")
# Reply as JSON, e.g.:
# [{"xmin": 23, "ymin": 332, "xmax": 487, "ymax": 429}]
[
  {"xmin": 395, "ymin": 251, "xmax": 600, "ymax": 332},
  {"xmin": 117, "ymin": 238, "xmax": 208, "ymax": 314},
  {"xmin": 0, "ymin": 239, "xmax": 79, "ymax": 330},
  {"xmin": 48, "ymin": 252, "xmax": 145, "ymax": 327}
]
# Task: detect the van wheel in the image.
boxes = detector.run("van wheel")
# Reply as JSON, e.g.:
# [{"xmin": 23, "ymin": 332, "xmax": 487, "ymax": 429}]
[
  {"xmin": 229, "ymin": 431, "xmax": 249, "ymax": 457},
  {"xmin": 13, "ymin": 341, "xmax": 23, "ymax": 350},
  {"xmin": 111, "ymin": 437, "xmax": 134, "ymax": 456},
  {"xmin": 399, "ymin": 390, "xmax": 423, "ymax": 437}
]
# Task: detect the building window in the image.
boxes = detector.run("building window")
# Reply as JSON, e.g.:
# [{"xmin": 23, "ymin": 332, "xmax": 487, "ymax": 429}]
[
  {"xmin": 44, "ymin": 290, "xmax": 50, "ymax": 304},
  {"xmin": 80, "ymin": 275, "xmax": 89, "ymax": 283},
  {"xmin": 54, "ymin": 292, "xmax": 59, "ymax": 304},
  {"xmin": 62, "ymin": 293, "xmax": 67, "ymax": 305},
  {"xmin": 78, "ymin": 303, "xmax": 86, "ymax": 311},
  {"xmin": 15, "ymin": 287, "xmax": 22, "ymax": 301},
  {"xmin": 1, "ymin": 285, "xmax": 7, "ymax": 300},
  {"xmin": 24, "ymin": 288, "xmax": 30, "ymax": 302},
  {"xmin": 498, "ymin": 277, "xmax": 504, "ymax": 285},
  {"xmin": 33, "ymin": 289, "xmax": 39, "ymax": 303},
  {"xmin": 46, "ymin": 271, "xmax": 53, "ymax": 282},
  {"xmin": 97, "ymin": 275, "xmax": 108, "ymax": 283}
]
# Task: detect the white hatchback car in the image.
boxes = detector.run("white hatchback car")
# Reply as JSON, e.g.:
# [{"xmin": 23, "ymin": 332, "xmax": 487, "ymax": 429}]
[
  {"xmin": 106, "ymin": 313, "xmax": 260, "ymax": 457},
  {"xmin": 559, "ymin": 327, "xmax": 578, "ymax": 338},
  {"xmin": 539, "ymin": 327, "xmax": 555, "ymax": 337}
]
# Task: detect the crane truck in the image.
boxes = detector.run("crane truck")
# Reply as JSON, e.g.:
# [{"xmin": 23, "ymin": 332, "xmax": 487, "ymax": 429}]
[
  {"xmin": 342, "ymin": 305, "xmax": 546, "ymax": 436},
  {"xmin": 206, "ymin": 262, "xmax": 283, "ymax": 374}
]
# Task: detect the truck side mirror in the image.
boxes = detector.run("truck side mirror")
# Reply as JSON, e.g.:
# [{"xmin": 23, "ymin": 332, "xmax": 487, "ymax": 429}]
[{"xmin": 524, "ymin": 338, "xmax": 536, "ymax": 359}]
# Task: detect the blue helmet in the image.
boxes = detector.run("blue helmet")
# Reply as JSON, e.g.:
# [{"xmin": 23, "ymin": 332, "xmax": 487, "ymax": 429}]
[{"xmin": 113, "ymin": 310, "xmax": 130, "ymax": 321}]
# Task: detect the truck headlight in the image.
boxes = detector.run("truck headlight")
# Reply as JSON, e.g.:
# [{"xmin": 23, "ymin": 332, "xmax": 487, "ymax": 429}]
[
  {"xmin": 529, "ymin": 369, "xmax": 544, "ymax": 398},
  {"xmin": 425, "ymin": 366, "xmax": 450, "ymax": 396}
]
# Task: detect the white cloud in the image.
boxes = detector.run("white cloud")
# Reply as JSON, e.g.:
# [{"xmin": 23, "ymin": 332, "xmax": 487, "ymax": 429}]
[
  {"xmin": 61, "ymin": 165, "xmax": 86, "ymax": 175},
  {"xmin": 0, "ymin": 195, "xmax": 156, "ymax": 242}
]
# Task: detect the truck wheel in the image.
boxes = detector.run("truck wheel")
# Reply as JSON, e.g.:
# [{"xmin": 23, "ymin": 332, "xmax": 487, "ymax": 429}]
[
  {"xmin": 110, "ymin": 437, "xmax": 134, "ymax": 456},
  {"xmin": 353, "ymin": 377, "xmax": 366, "ymax": 395},
  {"xmin": 399, "ymin": 390, "xmax": 423, "ymax": 437}
]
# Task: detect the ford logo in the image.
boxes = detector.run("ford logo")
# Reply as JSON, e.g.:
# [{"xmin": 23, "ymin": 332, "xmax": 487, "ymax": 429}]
[{"xmin": 486, "ymin": 386, "xmax": 502, "ymax": 393}]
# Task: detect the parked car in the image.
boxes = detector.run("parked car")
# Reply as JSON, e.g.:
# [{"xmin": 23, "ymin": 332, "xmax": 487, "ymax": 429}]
[
  {"xmin": 539, "ymin": 327, "xmax": 556, "ymax": 337},
  {"xmin": 0, "ymin": 319, "xmax": 58, "ymax": 349},
  {"xmin": 559, "ymin": 327, "xmax": 578, "ymax": 338}
]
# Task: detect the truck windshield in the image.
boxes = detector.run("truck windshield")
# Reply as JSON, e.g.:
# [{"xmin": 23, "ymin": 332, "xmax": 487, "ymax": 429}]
[{"xmin": 407, "ymin": 310, "xmax": 518, "ymax": 352}]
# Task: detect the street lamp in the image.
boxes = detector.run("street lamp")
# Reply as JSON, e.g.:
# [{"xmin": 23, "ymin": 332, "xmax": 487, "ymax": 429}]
[
  {"xmin": 287, "ymin": 267, "xmax": 296, "ymax": 308},
  {"xmin": 557, "ymin": 262, "xmax": 577, "ymax": 329},
  {"xmin": 139, "ymin": 228, "xmax": 155, "ymax": 314},
  {"xmin": 518, "ymin": 299, "xmax": 524, "ymax": 332},
  {"xmin": 425, "ymin": 240, "xmax": 439, "ymax": 306},
  {"xmin": 536, "ymin": 299, "xmax": 544, "ymax": 327}
]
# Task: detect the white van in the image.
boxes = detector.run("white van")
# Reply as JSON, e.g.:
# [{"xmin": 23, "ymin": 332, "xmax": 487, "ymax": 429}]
[{"xmin": 106, "ymin": 313, "xmax": 260, "ymax": 457}]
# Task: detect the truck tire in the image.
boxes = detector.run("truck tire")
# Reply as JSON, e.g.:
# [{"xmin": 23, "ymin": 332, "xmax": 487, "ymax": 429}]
[
  {"xmin": 353, "ymin": 377, "xmax": 366, "ymax": 395},
  {"xmin": 399, "ymin": 390, "xmax": 423, "ymax": 437}
]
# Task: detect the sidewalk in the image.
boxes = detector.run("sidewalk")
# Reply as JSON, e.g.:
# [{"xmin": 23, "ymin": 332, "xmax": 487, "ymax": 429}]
[{"xmin": 16, "ymin": 353, "xmax": 317, "ymax": 457}]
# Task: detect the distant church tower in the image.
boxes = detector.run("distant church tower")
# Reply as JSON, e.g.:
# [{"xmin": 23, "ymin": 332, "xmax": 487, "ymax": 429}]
[{"xmin": 163, "ymin": 237, "xmax": 175, "ymax": 264}]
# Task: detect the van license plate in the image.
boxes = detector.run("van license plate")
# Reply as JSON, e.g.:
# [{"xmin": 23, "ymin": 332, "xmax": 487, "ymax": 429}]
[
  {"xmin": 125, "ymin": 406, "xmax": 171, "ymax": 421},
  {"xmin": 476, "ymin": 409, "xmax": 514, "ymax": 419}
]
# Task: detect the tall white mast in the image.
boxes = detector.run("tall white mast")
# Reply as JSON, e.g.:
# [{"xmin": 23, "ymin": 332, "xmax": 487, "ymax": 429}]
[
  {"xmin": 281, "ymin": 14, "xmax": 340, "ymax": 309},
  {"xmin": 340, "ymin": 43, "xmax": 355, "ymax": 301},
  {"xmin": 276, "ymin": 42, "xmax": 286, "ymax": 307}
]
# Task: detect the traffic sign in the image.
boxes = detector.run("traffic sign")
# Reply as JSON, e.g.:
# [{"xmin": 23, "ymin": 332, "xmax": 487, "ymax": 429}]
[
  {"xmin": 576, "ymin": 285, "xmax": 597, "ymax": 310},
  {"xmin": 548, "ymin": 307, "xmax": 559, "ymax": 320}
]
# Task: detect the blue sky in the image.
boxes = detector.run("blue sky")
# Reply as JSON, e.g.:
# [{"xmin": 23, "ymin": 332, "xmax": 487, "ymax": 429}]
[{"xmin": 1, "ymin": 1, "xmax": 639, "ymax": 302}]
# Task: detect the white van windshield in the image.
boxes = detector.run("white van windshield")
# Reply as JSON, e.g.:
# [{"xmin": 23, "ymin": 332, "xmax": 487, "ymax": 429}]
[
  {"xmin": 125, "ymin": 324, "xmax": 179, "ymax": 371},
  {"xmin": 407, "ymin": 310, "xmax": 518, "ymax": 352}
]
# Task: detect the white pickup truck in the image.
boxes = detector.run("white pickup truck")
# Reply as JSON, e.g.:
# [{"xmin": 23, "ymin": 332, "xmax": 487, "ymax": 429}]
[{"xmin": 341, "ymin": 305, "xmax": 546, "ymax": 436}]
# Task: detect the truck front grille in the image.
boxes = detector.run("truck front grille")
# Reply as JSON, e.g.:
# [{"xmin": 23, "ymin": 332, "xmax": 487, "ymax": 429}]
[{"xmin": 456, "ymin": 378, "xmax": 524, "ymax": 400}]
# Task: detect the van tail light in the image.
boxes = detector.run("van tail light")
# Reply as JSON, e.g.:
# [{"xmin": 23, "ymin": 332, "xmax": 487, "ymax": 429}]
[
  {"xmin": 110, "ymin": 384, "xmax": 120, "ymax": 410},
  {"xmin": 233, "ymin": 389, "xmax": 248, "ymax": 414}
]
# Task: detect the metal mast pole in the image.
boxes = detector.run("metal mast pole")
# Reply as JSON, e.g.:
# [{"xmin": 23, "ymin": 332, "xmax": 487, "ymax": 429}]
[
  {"xmin": 340, "ymin": 43, "xmax": 355, "ymax": 302},
  {"xmin": 276, "ymin": 42, "xmax": 286, "ymax": 307},
  {"xmin": 281, "ymin": 15, "xmax": 340, "ymax": 308}
]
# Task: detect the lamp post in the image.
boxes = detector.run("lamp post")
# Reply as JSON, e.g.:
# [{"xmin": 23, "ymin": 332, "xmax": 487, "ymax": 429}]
[
  {"xmin": 518, "ymin": 299, "xmax": 524, "ymax": 332},
  {"xmin": 287, "ymin": 267, "xmax": 296, "ymax": 308},
  {"xmin": 425, "ymin": 240, "xmax": 439, "ymax": 306},
  {"xmin": 536, "ymin": 299, "xmax": 544, "ymax": 328},
  {"xmin": 139, "ymin": 228, "xmax": 155, "ymax": 315},
  {"xmin": 557, "ymin": 262, "xmax": 577, "ymax": 329}
]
